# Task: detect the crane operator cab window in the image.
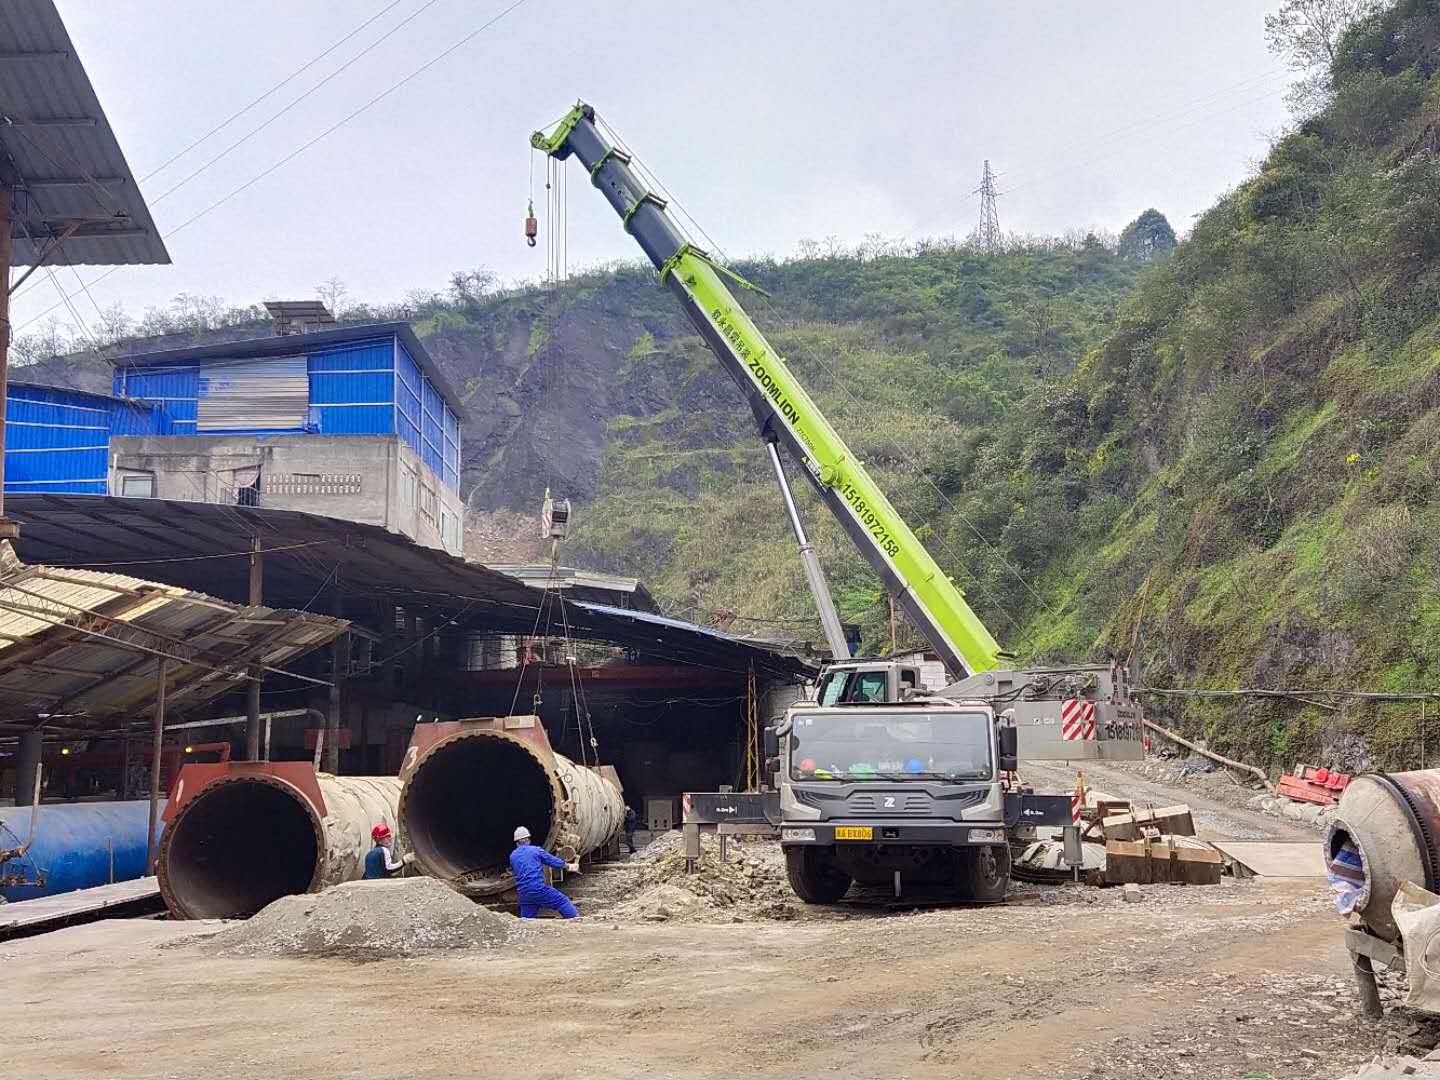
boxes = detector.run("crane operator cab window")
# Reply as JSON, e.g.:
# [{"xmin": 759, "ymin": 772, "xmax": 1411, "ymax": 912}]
[{"xmin": 818, "ymin": 670, "xmax": 890, "ymax": 706}]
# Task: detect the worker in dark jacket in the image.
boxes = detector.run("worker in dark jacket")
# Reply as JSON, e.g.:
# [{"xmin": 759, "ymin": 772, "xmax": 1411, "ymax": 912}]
[
  {"xmin": 623, "ymin": 805, "xmax": 639, "ymax": 854},
  {"xmin": 363, "ymin": 823, "xmax": 413, "ymax": 878},
  {"xmin": 509, "ymin": 825, "xmax": 578, "ymax": 918}
]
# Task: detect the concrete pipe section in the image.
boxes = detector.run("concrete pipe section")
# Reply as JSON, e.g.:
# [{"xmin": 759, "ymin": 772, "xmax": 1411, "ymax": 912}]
[
  {"xmin": 398, "ymin": 716, "xmax": 624, "ymax": 896},
  {"xmin": 157, "ymin": 762, "xmax": 400, "ymax": 919},
  {"xmin": 1328, "ymin": 769, "xmax": 1440, "ymax": 942}
]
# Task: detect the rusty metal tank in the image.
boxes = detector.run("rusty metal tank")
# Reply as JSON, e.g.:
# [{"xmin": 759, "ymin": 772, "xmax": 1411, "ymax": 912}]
[
  {"xmin": 157, "ymin": 762, "xmax": 401, "ymax": 920},
  {"xmin": 397, "ymin": 715, "xmax": 624, "ymax": 897},
  {"xmin": 1327, "ymin": 769, "xmax": 1440, "ymax": 943}
]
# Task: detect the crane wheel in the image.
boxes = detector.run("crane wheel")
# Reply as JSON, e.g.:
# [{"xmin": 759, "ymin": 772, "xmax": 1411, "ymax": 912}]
[
  {"xmin": 785, "ymin": 846, "xmax": 852, "ymax": 904},
  {"xmin": 958, "ymin": 844, "xmax": 1011, "ymax": 904}
]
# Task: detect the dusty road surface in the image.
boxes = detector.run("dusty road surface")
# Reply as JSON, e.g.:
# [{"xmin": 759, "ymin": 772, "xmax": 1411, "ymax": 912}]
[{"xmin": 3, "ymin": 767, "xmax": 1431, "ymax": 1080}]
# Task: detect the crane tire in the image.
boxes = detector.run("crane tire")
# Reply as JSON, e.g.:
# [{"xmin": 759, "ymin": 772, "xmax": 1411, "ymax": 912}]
[{"xmin": 785, "ymin": 846, "xmax": 851, "ymax": 904}]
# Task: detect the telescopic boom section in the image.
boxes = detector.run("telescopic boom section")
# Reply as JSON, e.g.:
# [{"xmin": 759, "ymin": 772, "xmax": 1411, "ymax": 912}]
[{"xmin": 532, "ymin": 103, "xmax": 1006, "ymax": 677}]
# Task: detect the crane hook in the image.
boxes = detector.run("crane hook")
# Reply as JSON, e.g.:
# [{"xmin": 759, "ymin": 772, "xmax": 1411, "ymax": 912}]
[{"xmin": 524, "ymin": 198, "xmax": 538, "ymax": 248}]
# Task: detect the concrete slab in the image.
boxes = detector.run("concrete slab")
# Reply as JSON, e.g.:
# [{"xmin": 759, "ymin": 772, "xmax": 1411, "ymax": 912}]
[
  {"xmin": 0, "ymin": 876, "xmax": 161, "ymax": 937},
  {"xmin": 1211, "ymin": 840, "xmax": 1326, "ymax": 878}
]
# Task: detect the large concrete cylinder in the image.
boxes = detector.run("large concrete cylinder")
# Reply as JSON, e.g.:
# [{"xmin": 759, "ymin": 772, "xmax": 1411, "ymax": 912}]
[
  {"xmin": 398, "ymin": 716, "xmax": 624, "ymax": 897},
  {"xmin": 157, "ymin": 762, "xmax": 400, "ymax": 919},
  {"xmin": 1328, "ymin": 770, "xmax": 1440, "ymax": 942}
]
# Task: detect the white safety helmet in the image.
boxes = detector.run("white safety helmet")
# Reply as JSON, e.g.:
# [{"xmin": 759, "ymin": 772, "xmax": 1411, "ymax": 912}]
[{"xmin": 513, "ymin": 825, "xmax": 531, "ymax": 842}]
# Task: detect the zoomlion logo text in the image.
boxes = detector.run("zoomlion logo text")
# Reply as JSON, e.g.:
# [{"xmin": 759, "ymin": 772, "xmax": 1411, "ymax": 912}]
[
  {"xmin": 711, "ymin": 306, "xmax": 902, "ymax": 561},
  {"xmin": 712, "ymin": 309, "xmax": 802, "ymax": 425}
]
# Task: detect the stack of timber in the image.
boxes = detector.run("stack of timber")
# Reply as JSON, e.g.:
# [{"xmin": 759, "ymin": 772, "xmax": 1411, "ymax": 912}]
[{"xmin": 1096, "ymin": 802, "xmax": 1222, "ymax": 886}]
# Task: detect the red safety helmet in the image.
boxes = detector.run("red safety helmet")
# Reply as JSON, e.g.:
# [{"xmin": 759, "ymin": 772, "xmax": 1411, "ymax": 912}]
[{"xmin": 371, "ymin": 823, "xmax": 392, "ymax": 842}]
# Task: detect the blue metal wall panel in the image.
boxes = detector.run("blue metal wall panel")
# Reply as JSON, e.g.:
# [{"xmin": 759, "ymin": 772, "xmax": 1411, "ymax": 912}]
[
  {"xmin": 310, "ymin": 370, "xmax": 393, "ymax": 406},
  {"xmin": 1, "ymin": 386, "xmax": 163, "ymax": 494},
  {"xmin": 311, "ymin": 405, "xmax": 394, "ymax": 435},
  {"xmin": 117, "ymin": 366, "xmax": 199, "ymax": 432},
  {"xmin": 395, "ymin": 341, "xmax": 423, "ymax": 462},
  {"xmin": 308, "ymin": 342, "xmax": 394, "ymax": 373}
]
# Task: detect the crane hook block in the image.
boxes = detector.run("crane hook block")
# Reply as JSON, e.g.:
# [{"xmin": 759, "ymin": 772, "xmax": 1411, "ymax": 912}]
[{"xmin": 525, "ymin": 199, "xmax": 538, "ymax": 248}]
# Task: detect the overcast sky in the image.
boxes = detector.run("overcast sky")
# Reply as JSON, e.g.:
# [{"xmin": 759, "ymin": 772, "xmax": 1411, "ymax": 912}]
[{"xmin": 15, "ymin": 1, "xmax": 1292, "ymax": 336}]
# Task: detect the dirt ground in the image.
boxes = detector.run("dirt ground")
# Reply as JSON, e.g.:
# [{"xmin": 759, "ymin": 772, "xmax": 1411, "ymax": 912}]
[{"xmin": 3, "ymin": 762, "xmax": 1430, "ymax": 1080}]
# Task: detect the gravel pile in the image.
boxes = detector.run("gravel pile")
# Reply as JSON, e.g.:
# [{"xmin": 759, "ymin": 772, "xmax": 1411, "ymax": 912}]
[
  {"xmin": 1336, "ymin": 1052, "xmax": 1440, "ymax": 1078},
  {"xmin": 606, "ymin": 832, "xmax": 799, "ymax": 923},
  {"xmin": 213, "ymin": 877, "xmax": 530, "ymax": 959}
]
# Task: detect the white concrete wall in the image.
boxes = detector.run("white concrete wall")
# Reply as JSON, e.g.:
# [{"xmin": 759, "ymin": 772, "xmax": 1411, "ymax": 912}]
[{"xmin": 110, "ymin": 434, "xmax": 462, "ymax": 555}]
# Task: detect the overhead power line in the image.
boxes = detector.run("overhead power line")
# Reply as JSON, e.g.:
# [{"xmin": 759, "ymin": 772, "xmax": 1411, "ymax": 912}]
[
  {"xmin": 138, "ymin": 0, "xmax": 413, "ymax": 184},
  {"xmin": 16, "ymin": 0, "xmax": 534, "ymax": 335}
]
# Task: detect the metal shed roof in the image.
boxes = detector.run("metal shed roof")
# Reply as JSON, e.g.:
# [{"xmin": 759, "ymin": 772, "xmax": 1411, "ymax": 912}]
[
  {"xmin": 111, "ymin": 323, "xmax": 464, "ymax": 415},
  {"xmin": 0, "ymin": 541, "xmax": 346, "ymax": 736},
  {"xmin": 4, "ymin": 495, "xmax": 816, "ymax": 680},
  {"xmin": 0, "ymin": 0, "xmax": 169, "ymax": 266}
]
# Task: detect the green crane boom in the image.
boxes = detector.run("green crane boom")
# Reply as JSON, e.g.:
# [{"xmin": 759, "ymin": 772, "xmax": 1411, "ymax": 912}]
[{"xmin": 532, "ymin": 102, "xmax": 1007, "ymax": 678}]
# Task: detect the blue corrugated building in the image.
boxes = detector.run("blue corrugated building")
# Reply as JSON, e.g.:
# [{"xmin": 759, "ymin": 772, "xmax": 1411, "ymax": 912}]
[
  {"xmin": 113, "ymin": 322, "xmax": 462, "ymax": 493},
  {"xmin": 5, "ymin": 322, "xmax": 466, "ymax": 554},
  {"xmin": 5, "ymin": 383, "xmax": 170, "ymax": 495}
]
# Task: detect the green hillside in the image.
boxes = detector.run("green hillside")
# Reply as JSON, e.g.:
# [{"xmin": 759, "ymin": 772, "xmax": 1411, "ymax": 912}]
[
  {"xmin": 20, "ymin": 0, "xmax": 1440, "ymax": 771},
  {"xmin": 991, "ymin": 0, "xmax": 1440, "ymax": 769},
  {"xmin": 571, "ymin": 0, "xmax": 1440, "ymax": 770}
]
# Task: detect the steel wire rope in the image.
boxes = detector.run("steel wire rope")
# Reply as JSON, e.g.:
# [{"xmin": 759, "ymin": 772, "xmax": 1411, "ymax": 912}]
[
  {"xmin": 555, "ymin": 584, "xmax": 599, "ymax": 763},
  {"xmin": 44, "ymin": 539, "xmax": 332, "ymax": 567},
  {"xmin": 11, "ymin": 0, "xmax": 444, "ymax": 309},
  {"xmin": 16, "ymin": 0, "xmax": 534, "ymax": 334},
  {"xmin": 906, "ymin": 68, "xmax": 1291, "ymax": 238},
  {"xmin": 1, "ymin": 120, "xmax": 124, "ymax": 220},
  {"xmin": 508, "ymin": 579, "xmax": 551, "ymax": 717},
  {"xmin": 998, "ymin": 84, "xmax": 1293, "ymax": 199},
  {"xmin": 989, "ymin": 66, "xmax": 1290, "ymax": 189},
  {"xmin": 12, "ymin": 217, "xmax": 108, "ymax": 368},
  {"xmin": 138, "ymin": 0, "xmax": 413, "ymax": 184}
]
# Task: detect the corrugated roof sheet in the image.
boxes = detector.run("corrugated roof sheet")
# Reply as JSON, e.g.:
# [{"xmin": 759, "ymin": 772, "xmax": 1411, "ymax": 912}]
[
  {"xmin": 0, "ymin": 541, "xmax": 346, "ymax": 733},
  {"xmin": 6, "ymin": 495, "xmax": 817, "ymax": 680},
  {"xmin": 0, "ymin": 1, "xmax": 169, "ymax": 266}
]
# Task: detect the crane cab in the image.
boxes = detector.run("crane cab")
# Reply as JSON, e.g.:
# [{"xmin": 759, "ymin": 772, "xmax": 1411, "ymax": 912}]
[{"xmin": 815, "ymin": 661, "xmax": 924, "ymax": 707}]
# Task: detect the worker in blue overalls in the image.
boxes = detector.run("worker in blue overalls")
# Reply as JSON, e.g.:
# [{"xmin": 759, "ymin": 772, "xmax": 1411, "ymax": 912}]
[
  {"xmin": 509, "ymin": 825, "xmax": 578, "ymax": 919},
  {"xmin": 363, "ymin": 823, "xmax": 413, "ymax": 878}
]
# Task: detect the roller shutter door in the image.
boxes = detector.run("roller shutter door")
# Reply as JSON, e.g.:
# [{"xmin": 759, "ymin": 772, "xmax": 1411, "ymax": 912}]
[{"xmin": 196, "ymin": 356, "xmax": 308, "ymax": 431}]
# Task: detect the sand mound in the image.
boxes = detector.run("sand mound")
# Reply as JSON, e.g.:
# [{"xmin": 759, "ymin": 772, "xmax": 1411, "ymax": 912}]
[{"xmin": 213, "ymin": 877, "xmax": 528, "ymax": 959}]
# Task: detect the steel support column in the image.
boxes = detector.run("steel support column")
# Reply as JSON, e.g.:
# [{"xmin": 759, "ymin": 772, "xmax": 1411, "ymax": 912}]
[
  {"xmin": 245, "ymin": 535, "xmax": 264, "ymax": 760},
  {"xmin": 147, "ymin": 659, "xmax": 168, "ymax": 873},
  {"xmin": 14, "ymin": 726, "xmax": 41, "ymax": 804}
]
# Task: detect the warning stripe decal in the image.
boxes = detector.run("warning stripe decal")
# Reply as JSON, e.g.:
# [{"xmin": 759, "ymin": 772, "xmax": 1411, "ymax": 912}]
[{"xmin": 1060, "ymin": 699, "xmax": 1097, "ymax": 741}]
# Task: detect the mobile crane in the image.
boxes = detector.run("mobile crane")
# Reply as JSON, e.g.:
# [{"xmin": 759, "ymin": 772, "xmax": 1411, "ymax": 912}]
[{"xmin": 533, "ymin": 103, "xmax": 1144, "ymax": 902}]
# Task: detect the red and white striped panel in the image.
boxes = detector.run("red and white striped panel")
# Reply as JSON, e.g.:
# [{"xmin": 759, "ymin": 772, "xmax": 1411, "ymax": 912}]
[
  {"xmin": 1069, "ymin": 790, "xmax": 1083, "ymax": 826},
  {"xmin": 1061, "ymin": 699, "xmax": 1097, "ymax": 741}
]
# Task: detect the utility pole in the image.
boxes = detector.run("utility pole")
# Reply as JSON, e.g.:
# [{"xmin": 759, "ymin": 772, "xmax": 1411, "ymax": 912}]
[
  {"xmin": 0, "ymin": 186, "xmax": 14, "ymax": 537},
  {"xmin": 974, "ymin": 161, "xmax": 1002, "ymax": 253}
]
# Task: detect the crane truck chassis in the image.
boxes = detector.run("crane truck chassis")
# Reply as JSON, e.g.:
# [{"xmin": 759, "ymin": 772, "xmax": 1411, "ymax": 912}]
[{"xmin": 531, "ymin": 102, "xmax": 1145, "ymax": 905}]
